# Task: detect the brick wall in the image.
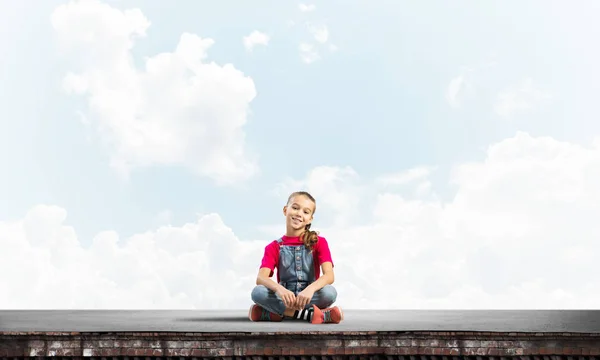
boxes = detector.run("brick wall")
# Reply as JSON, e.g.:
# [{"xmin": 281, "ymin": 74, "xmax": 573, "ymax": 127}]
[{"xmin": 1, "ymin": 331, "xmax": 600, "ymax": 358}]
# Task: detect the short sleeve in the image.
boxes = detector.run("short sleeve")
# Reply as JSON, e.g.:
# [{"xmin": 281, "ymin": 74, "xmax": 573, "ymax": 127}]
[
  {"xmin": 259, "ymin": 241, "xmax": 279, "ymax": 277},
  {"xmin": 315, "ymin": 236, "xmax": 334, "ymax": 267}
]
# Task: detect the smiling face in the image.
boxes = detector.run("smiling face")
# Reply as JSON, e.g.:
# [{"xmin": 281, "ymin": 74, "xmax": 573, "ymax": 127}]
[{"xmin": 283, "ymin": 194, "xmax": 316, "ymax": 235}]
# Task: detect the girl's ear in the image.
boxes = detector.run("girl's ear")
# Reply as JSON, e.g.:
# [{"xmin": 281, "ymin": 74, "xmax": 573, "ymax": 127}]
[{"xmin": 283, "ymin": 205, "xmax": 288, "ymax": 216}]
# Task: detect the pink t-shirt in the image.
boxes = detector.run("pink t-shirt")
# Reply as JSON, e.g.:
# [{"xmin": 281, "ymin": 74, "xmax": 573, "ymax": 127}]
[{"xmin": 260, "ymin": 235, "xmax": 334, "ymax": 283}]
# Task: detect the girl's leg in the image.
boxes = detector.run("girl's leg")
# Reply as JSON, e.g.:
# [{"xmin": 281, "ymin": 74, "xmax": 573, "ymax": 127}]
[
  {"xmin": 300, "ymin": 285, "xmax": 342, "ymax": 324},
  {"xmin": 249, "ymin": 285, "xmax": 286, "ymax": 321},
  {"xmin": 307, "ymin": 284, "xmax": 337, "ymax": 309}
]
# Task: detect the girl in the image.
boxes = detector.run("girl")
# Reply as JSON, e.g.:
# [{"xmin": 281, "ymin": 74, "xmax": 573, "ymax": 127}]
[{"xmin": 249, "ymin": 191, "xmax": 343, "ymax": 324}]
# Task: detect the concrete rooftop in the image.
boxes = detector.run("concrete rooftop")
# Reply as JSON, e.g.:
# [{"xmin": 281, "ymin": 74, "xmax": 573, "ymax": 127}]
[{"xmin": 1, "ymin": 310, "xmax": 599, "ymax": 333}]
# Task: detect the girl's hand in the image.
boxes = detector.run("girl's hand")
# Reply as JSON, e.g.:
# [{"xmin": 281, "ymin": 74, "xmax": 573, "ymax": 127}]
[
  {"xmin": 295, "ymin": 288, "xmax": 315, "ymax": 310},
  {"xmin": 276, "ymin": 287, "xmax": 296, "ymax": 308}
]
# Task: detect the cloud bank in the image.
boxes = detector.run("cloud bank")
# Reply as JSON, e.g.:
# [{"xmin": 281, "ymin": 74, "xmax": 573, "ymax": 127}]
[{"xmin": 3, "ymin": 132, "xmax": 599, "ymax": 309}]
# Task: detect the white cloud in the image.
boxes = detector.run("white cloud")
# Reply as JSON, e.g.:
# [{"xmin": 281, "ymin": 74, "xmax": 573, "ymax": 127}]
[
  {"xmin": 298, "ymin": 3, "xmax": 316, "ymax": 12},
  {"xmin": 445, "ymin": 69, "xmax": 476, "ymax": 109},
  {"xmin": 243, "ymin": 30, "xmax": 270, "ymax": 51},
  {"xmin": 0, "ymin": 205, "xmax": 263, "ymax": 309},
  {"xmin": 51, "ymin": 0, "xmax": 259, "ymax": 185},
  {"xmin": 376, "ymin": 166, "xmax": 436, "ymax": 198},
  {"xmin": 154, "ymin": 209, "xmax": 173, "ymax": 226},
  {"xmin": 299, "ymin": 42, "xmax": 320, "ymax": 64},
  {"xmin": 270, "ymin": 132, "xmax": 600, "ymax": 309},
  {"xmin": 273, "ymin": 166, "xmax": 364, "ymax": 227},
  {"xmin": 494, "ymin": 78, "xmax": 552, "ymax": 118},
  {"xmin": 307, "ymin": 24, "xmax": 329, "ymax": 43},
  {"xmin": 446, "ymin": 75, "xmax": 465, "ymax": 108},
  {"xmin": 3, "ymin": 132, "xmax": 600, "ymax": 309},
  {"xmin": 376, "ymin": 166, "xmax": 435, "ymax": 186},
  {"xmin": 446, "ymin": 59, "xmax": 498, "ymax": 109}
]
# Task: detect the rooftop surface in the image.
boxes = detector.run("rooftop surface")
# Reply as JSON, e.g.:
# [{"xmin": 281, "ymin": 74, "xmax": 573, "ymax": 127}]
[{"xmin": 1, "ymin": 310, "xmax": 599, "ymax": 333}]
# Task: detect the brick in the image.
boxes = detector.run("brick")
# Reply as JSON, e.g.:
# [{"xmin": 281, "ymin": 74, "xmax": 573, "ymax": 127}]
[
  {"xmin": 352, "ymin": 347, "xmax": 366, "ymax": 354},
  {"xmin": 428, "ymin": 339, "xmax": 441, "ymax": 347},
  {"xmin": 344, "ymin": 339, "xmax": 378, "ymax": 347},
  {"xmin": 191, "ymin": 349, "xmax": 208, "ymax": 356},
  {"xmin": 325, "ymin": 339, "xmax": 343, "ymax": 347},
  {"xmin": 379, "ymin": 339, "xmax": 404, "ymax": 347},
  {"xmin": 27, "ymin": 340, "xmax": 45, "ymax": 348},
  {"xmin": 463, "ymin": 347, "xmax": 487, "ymax": 356},
  {"xmin": 29, "ymin": 347, "xmax": 45, "ymax": 357},
  {"xmin": 48, "ymin": 341, "xmax": 63, "ymax": 349},
  {"xmin": 131, "ymin": 339, "xmax": 144, "ymax": 347},
  {"xmin": 209, "ymin": 347, "xmax": 232, "ymax": 356},
  {"xmin": 183, "ymin": 340, "xmax": 201, "ymax": 348},
  {"xmin": 114, "ymin": 340, "xmax": 134, "ymax": 348},
  {"xmin": 480, "ymin": 340, "xmax": 498, "ymax": 347},
  {"xmin": 421, "ymin": 347, "xmax": 434, "ymax": 355},
  {"xmin": 178, "ymin": 348, "xmax": 193, "ymax": 356},
  {"xmin": 101, "ymin": 347, "xmax": 121, "ymax": 356},
  {"xmin": 442, "ymin": 348, "xmax": 460, "ymax": 355},
  {"xmin": 444, "ymin": 340, "xmax": 459, "ymax": 347},
  {"xmin": 98, "ymin": 340, "xmax": 116, "ymax": 348},
  {"xmin": 524, "ymin": 340, "xmax": 539, "ymax": 348},
  {"xmin": 488, "ymin": 348, "xmax": 500, "ymax": 356},
  {"xmin": 392, "ymin": 347, "xmax": 410, "ymax": 355},
  {"xmin": 216, "ymin": 340, "xmax": 233, "ymax": 348},
  {"xmin": 463, "ymin": 340, "xmax": 481, "ymax": 348},
  {"xmin": 53, "ymin": 348, "xmax": 81, "ymax": 356},
  {"xmin": 498, "ymin": 340, "xmax": 515, "ymax": 347},
  {"xmin": 165, "ymin": 340, "xmax": 184, "ymax": 348}
]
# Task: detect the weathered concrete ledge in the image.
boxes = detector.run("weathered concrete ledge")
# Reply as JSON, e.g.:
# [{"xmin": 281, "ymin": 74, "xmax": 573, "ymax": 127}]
[
  {"xmin": 1, "ymin": 331, "xmax": 600, "ymax": 358},
  {"xmin": 1, "ymin": 310, "xmax": 599, "ymax": 359}
]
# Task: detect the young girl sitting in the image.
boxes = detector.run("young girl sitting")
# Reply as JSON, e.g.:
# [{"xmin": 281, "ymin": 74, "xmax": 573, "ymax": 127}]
[{"xmin": 249, "ymin": 191, "xmax": 343, "ymax": 324}]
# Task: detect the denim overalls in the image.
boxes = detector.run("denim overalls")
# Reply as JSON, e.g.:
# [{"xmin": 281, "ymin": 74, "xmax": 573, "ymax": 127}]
[{"xmin": 251, "ymin": 237, "xmax": 337, "ymax": 316}]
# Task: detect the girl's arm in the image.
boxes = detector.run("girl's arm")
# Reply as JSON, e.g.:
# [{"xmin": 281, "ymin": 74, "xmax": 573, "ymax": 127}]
[
  {"xmin": 256, "ymin": 267, "xmax": 281, "ymax": 292},
  {"xmin": 306, "ymin": 261, "xmax": 335, "ymax": 292},
  {"xmin": 256, "ymin": 267, "xmax": 297, "ymax": 308}
]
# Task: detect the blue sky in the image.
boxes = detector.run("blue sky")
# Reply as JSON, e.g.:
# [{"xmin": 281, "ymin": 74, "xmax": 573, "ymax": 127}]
[{"xmin": 1, "ymin": 0, "xmax": 600, "ymax": 309}]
